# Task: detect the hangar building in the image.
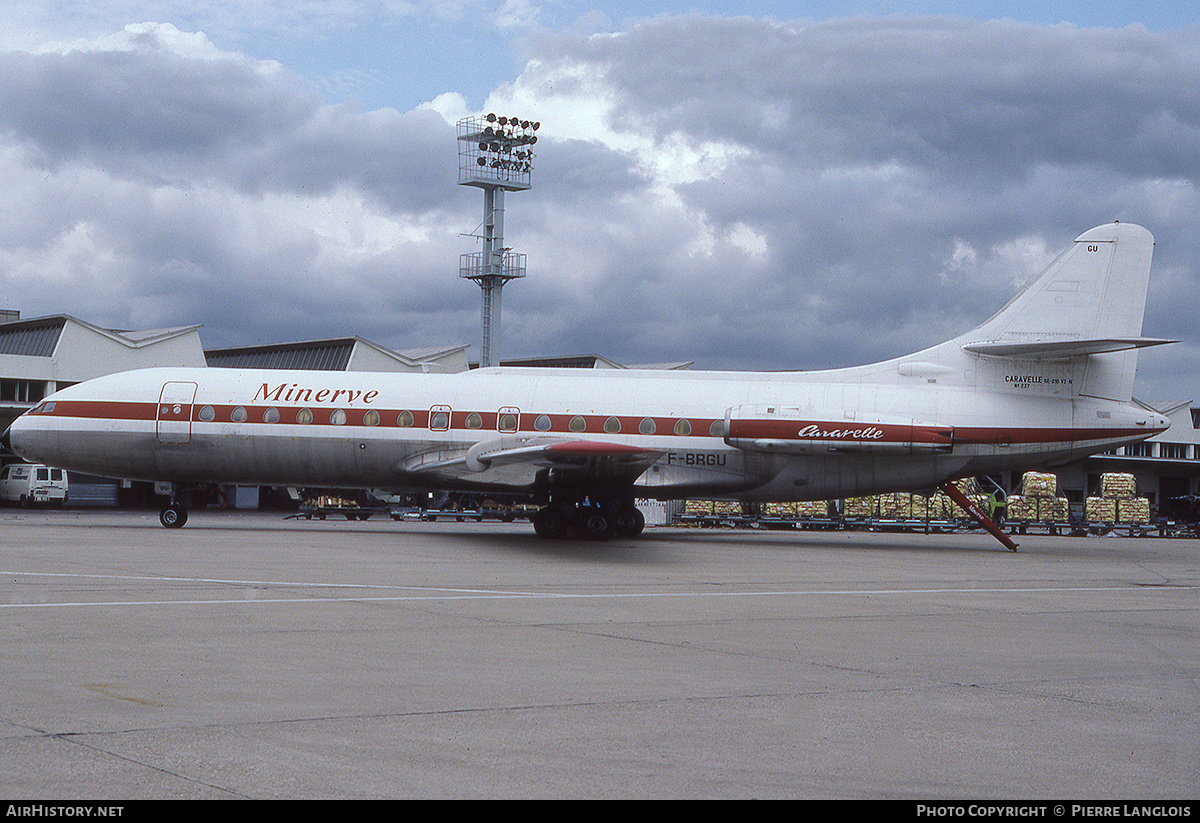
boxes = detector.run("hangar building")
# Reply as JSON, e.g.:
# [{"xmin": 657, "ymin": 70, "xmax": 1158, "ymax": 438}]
[{"xmin": 0, "ymin": 313, "xmax": 206, "ymax": 438}]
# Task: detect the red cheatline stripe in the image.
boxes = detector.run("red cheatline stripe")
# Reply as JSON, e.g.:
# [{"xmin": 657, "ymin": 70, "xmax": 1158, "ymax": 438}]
[{"xmin": 29, "ymin": 401, "xmax": 1158, "ymax": 444}]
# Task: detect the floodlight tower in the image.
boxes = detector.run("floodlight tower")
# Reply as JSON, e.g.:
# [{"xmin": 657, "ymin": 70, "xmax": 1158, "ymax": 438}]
[{"xmin": 457, "ymin": 114, "xmax": 539, "ymax": 367}]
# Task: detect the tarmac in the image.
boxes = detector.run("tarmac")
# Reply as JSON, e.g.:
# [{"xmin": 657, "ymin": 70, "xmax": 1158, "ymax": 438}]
[{"xmin": 0, "ymin": 509, "xmax": 1197, "ymax": 800}]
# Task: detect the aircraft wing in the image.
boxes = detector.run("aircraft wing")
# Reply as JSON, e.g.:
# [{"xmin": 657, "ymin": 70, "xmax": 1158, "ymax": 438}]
[{"xmin": 401, "ymin": 436, "xmax": 665, "ymax": 488}]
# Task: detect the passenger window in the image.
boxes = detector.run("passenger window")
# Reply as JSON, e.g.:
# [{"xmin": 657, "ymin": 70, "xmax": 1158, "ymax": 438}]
[
  {"xmin": 673, "ymin": 419, "xmax": 692, "ymax": 436},
  {"xmin": 498, "ymin": 408, "xmax": 519, "ymax": 433},
  {"xmin": 429, "ymin": 407, "xmax": 450, "ymax": 431},
  {"xmin": 465, "ymin": 412, "xmax": 483, "ymax": 429},
  {"xmin": 534, "ymin": 414, "xmax": 551, "ymax": 432},
  {"xmin": 296, "ymin": 408, "xmax": 313, "ymax": 425},
  {"xmin": 569, "ymin": 416, "xmax": 586, "ymax": 433},
  {"xmin": 330, "ymin": 409, "xmax": 347, "ymax": 426},
  {"xmin": 363, "ymin": 409, "xmax": 380, "ymax": 427},
  {"xmin": 639, "ymin": 418, "xmax": 656, "ymax": 435},
  {"xmin": 231, "ymin": 406, "xmax": 248, "ymax": 423},
  {"xmin": 604, "ymin": 416, "xmax": 621, "ymax": 434},
  {"xmin": 199, "ymin": 405, "xmax": 216, "ymax": 422},
  {"xmin": 263, "ymin": 407, "xmax": 280, "ymax": 424},
  {"xmin": 397, "ymin": 410, "xmax": 414, "ymax": 427}
]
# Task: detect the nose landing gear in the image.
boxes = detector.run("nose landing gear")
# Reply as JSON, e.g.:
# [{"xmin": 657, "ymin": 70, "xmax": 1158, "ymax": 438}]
[{"xmin": 159, "ymin": 501, "xmax": 188, "ymax": 528}]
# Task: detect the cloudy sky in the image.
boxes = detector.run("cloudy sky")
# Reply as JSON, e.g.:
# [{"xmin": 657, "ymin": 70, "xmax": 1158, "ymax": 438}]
[{"xmin": 2, "ymin": 3, "xmax": 1199, "ymax": 402}]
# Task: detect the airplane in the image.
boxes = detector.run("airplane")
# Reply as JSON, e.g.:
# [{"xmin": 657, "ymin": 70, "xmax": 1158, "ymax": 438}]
[{"xmin": 1, "ymin": 222, "xmax": 1174, "ymax": 548}]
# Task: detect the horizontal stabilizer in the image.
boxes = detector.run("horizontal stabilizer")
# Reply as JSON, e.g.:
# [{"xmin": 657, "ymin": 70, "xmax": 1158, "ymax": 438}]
[{"xmin": 963, "ymin": 337, "xmax": 1176, "ymax": 359}]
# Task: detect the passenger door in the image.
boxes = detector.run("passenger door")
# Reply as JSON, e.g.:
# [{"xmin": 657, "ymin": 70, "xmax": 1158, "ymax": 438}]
[{"xmin": 157, "ymin": 382, "xmax": 197, "ymax": 444}]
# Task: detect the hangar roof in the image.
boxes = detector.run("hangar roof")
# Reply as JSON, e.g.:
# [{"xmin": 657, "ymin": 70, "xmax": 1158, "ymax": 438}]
[
  {"xmin": 0, "ymin": 315, "xmax": 202, "ymax": 359},
  {"xmin": 482, "ymin": 354, "xmax": 693, "ymax": 370},
  {"xmin": 205, "ymin": 337, "xmax": 470, "ymax": 373}
]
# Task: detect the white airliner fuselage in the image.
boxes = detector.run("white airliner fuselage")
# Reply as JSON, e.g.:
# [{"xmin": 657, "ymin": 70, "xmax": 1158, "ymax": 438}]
[{"xmin": 2, "ymin": 223, "xmax": 1174, "ymax": 540}]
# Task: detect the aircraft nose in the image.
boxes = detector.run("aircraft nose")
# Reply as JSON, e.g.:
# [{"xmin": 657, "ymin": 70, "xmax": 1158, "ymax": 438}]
[{"xmin": 1, "ymin": 424, "xmax": 12, "ymax": 455}]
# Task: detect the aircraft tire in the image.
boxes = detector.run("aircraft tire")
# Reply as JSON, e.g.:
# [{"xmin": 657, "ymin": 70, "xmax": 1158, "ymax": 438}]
[
  {"xmin": 533, "ymin": 505, "xmax": 569, "ymax": 539},
  {"xmin": 160, "ymin": 505, "xmax": 187, "ymax": 529},
  {"xmin": 614, "ymin": 506, "xmax": 645, "ymax": 538},
  {"xmin": 576, "ymin": 508, "xmax": 614, "ymax": 541}
]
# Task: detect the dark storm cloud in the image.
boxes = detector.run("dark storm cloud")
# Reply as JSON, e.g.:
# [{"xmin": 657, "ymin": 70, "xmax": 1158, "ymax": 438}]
[
  {"xmin": 0, "ymin": 30, "xmax": 453, "ymax": 213},
  {"xmin": 499, "ymin": 16, "xmax": 1200, "ymax": 397},
  {"xmin": 542, "ymin": 16, "xmax": 1200, "ymax": 178},
  {"xmin": 0, "ymin": 45, "xmax": 302, "ymax": 167}
]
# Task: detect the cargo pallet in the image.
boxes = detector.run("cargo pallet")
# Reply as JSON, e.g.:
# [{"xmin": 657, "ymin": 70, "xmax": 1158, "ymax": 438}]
[
  {"xmin": 291, "ymin": 505, "xmax": 392, "ymax": 521},
  {"xmin": 676, "ymin": 513, "xmax": 754, "ymax": 528},
  {"xmin": 290, "ymin": 505, "xmax": 533, "ymax": 522},
  {"xmin": 675, "ymin": 512, "xmax": 1200, "ymax": 539},
  {"xmin": 415, "ymin": 507, "xmax": 532, "ymax": 523}
]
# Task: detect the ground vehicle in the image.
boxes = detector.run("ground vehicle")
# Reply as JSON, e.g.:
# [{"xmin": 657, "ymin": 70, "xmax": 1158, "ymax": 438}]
[{"xmin": 0, "ymin": 463, "xmax": 68, "ymax": 506}]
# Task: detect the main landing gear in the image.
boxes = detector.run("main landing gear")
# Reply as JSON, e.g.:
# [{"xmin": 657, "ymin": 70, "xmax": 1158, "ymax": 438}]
[{"xmin": 532, "ymin": 497, "xmax": 645, "ymax": 541}]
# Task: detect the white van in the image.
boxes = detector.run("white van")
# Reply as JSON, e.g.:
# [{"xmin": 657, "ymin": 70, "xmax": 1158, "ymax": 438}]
[{"xmin": 0, "ymin": 463, "xmax": 68, "ymax": 507}]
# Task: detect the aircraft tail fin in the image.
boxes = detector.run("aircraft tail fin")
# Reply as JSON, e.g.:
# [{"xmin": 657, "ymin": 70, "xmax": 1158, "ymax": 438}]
[{"xmin": 958, "ymin": 222, "xmax": 1164, "ymax": 401}]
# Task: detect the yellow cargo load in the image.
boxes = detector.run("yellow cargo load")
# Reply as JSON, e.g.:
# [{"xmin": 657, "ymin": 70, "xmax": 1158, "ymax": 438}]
[
  {"xmin": 1008, "ymin": 495, "xmax": 1070, "ymax": 522},
  {"xmin": 845, "ymin": 497, "xmax": 877, "ymax": 518},
  {"xmin": 795, "ymin": 500, "xmax": 827, "ymax": 518},
  {"xmin": 1086, "ymin": 497, "xmax": 1117, "ymax": 523},
  {"xmin": 1020, "ymin": 471, "xmax": 1058, "ymax": 498},
  {"xmin": 878, "ymin": 492, "xmax": 911, "ymax": 519},
  {"xmin": 1099, "ymin": 472, "xmax": 1137, "ymax": 500},
  {"xmin": 1116, "ymin": 498, "xmax": 1150, "ymax": 524},
  {"xmin": 953, "ymin": 477, "xmax": 981, "ymax": 496}
]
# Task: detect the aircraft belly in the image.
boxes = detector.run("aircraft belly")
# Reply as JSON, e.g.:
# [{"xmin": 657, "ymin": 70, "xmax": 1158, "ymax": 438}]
[
  {"xmin": 635, "ymin": 448, "xmax": 762, "ymax": 496},
  {"xmin": 165, "ymin": 431, "xmax": 413, "ymax": 487},
  {"xmin": 20, "ymin": 426, "xmax": 161, "ymax": 482},
  {"xmin": 745, "ymin": 452, "xmax": 973, "ymax": 502},
  {"xmin": 28, "ymin": 427, "xmax": 417, "ymax": 488}
]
